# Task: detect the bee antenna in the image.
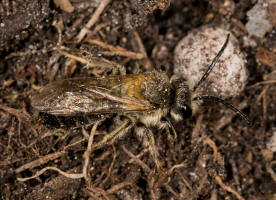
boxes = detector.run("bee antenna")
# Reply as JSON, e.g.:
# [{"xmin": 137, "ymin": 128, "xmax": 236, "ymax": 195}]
[
  {"xmin": 193, "ymin": 34, "xmax": 230, "ymax": 92},
  {"xmin": 193, "ymin": 95, "xmax": 251, "ymax": 125}
]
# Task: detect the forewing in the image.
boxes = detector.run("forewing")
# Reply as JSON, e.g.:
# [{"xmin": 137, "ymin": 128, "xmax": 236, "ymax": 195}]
[{"xmin": 31, "ymin": 75, "xmax": 155, "ymax": 116}]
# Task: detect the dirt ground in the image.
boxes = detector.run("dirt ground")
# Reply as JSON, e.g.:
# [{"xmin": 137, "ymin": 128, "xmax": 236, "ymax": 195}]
[{"xmin": 0, "ymin": 0, "xmax": 276, "ymax": 199}]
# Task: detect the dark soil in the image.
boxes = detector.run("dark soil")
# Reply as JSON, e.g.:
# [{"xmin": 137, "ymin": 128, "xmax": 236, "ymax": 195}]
[{"xmin": 0, "ymin": 0, "xmax": 275, "ymax": 199}]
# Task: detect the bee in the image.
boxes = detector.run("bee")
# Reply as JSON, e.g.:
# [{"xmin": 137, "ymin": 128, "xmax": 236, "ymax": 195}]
[{"xmin": 31, "ymin": 34, "xmax": 249, "ymax": 169}]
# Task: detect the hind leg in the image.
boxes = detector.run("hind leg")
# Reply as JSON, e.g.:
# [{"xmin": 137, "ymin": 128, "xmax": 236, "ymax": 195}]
[{"xmin": 91, "ymin": 116, "xmax": 135, "ymax": 151}]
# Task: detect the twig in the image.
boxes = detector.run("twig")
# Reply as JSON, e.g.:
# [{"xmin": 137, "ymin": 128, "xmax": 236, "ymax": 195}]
[
  {"xmin": 249, "ymin": 80, "xmax": 276, "ymax": 88},
  {"xmin": 58, "ymin": 50, "xmax": 121, "ymax": 73},
  {"xmin": 133, "ymin": 31, "xmax": 153, "ymax": 70},
  {"xmin": 76, "ymin": 0, "xmax": 112, "ymax": 42},
  {"xmin": 122, "ymin": 145, "xmax": 151, "ymax": 173},
  {"xmin": 87, "ymin": 21, "xmax": 111, "ymax": 38},
  {"xmin": 58, "ymin": 50, "xmax": 99, "ymax": 66},
  {"xmin": 86, "ymin": 39, "xmax": 144, "ymax": 59}
]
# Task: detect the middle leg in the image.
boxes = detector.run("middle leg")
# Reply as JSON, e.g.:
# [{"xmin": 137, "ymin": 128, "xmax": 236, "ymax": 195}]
[{"xmin": 135, "ymin": 124, "xmax": 161, "ymax": 170}]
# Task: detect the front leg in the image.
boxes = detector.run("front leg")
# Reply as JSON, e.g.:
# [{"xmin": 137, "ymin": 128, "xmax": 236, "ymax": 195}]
[{"xmin": 160, "ymin": 117, "xmax": 177, "ymax": 143}]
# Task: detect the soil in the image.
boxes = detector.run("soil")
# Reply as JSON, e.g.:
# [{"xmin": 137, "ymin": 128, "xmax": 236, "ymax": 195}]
[{"xmin": 0, "ymin": 0, "xmax": 275, "ymax": 199}]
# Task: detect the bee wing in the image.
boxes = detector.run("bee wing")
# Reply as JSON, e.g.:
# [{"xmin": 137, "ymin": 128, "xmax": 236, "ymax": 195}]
[{"xmin": 31, "ymin": 74, "xmax": 155, "ymax": 116}]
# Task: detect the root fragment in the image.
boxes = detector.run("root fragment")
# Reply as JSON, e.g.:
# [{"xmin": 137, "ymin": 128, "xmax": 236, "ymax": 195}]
[
  {"xmin": 214, "ymin": 173, "xmax": 245, "ymax": 200},
  {"xmin": 17, "ymin": 121, "xmax": 100, "ymax": 183},
  {"xmin": 203, "ymin": 138, "xmax": 218, "ymax": 162},
  {"xmin": 76, "ymin": 0, "xmax": 112, "ymax": 42}
]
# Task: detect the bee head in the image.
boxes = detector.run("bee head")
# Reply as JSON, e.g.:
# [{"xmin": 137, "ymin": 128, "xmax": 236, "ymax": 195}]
[
  {"xmin": 170, "ymin": 77, "xmax": 197, "ymax": 122},
  {"xmin": 170, "ymin": 34, "xmax": 250, "ymax": 125}
]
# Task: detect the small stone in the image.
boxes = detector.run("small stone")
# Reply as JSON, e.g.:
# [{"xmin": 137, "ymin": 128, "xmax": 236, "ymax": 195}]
[
  {"xmin": 245, "ymin": 0, "xmax": 273, "ymax": 38},
  {"xmin": 174, "ymin": 26, "xmax": 248, "ymax": 99}
]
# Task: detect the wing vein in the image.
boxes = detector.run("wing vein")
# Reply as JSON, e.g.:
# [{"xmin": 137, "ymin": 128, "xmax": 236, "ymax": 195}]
[{"xmin": 82, "ymin": 86, "xmax": 151, "ymax": 110}]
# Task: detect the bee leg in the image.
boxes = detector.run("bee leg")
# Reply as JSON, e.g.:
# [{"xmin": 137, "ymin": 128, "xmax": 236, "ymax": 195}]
[
  {"xmin": 88, "ymin": 57, "xmax": 126, "ymax": 75},
  {"xmin": 100, "ymin": 58, "xmax": 125, "ymax": 75},
  {"xmin": 160, "ymin": 117, "xmax": 177, "ymax": 143},
  {"xmin": 136, "ymin": 124, "xmax": 161, "ymax": 170},
  {"xmin": 91, "ymin": 117, "xmax": 134, "ymax": 151},
  {"xmin": 112, "ymin": 62, "xmax": 126, "ymax": 75}
]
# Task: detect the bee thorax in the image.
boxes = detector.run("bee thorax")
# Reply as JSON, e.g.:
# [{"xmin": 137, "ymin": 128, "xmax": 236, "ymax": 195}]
[{"xmin": 138, "ymin": 108, "xmax": 168, "ymax": 128}]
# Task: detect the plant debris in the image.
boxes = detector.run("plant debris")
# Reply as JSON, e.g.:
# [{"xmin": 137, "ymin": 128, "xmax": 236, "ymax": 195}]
[{"xmin": 0, "ymin": 0, "xmax": 275, "ymax": 199}]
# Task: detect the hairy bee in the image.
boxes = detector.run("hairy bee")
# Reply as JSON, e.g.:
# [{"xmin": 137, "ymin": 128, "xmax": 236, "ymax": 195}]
[{"xmin": 31, "ymin": 34, "xmax": 249, "ymax": 169}]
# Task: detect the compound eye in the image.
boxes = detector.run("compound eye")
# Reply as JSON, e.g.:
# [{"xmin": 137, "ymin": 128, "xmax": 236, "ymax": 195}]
[{"xmin": 180, "ymin": 104, "xmax": 192, "ymax": 119}]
